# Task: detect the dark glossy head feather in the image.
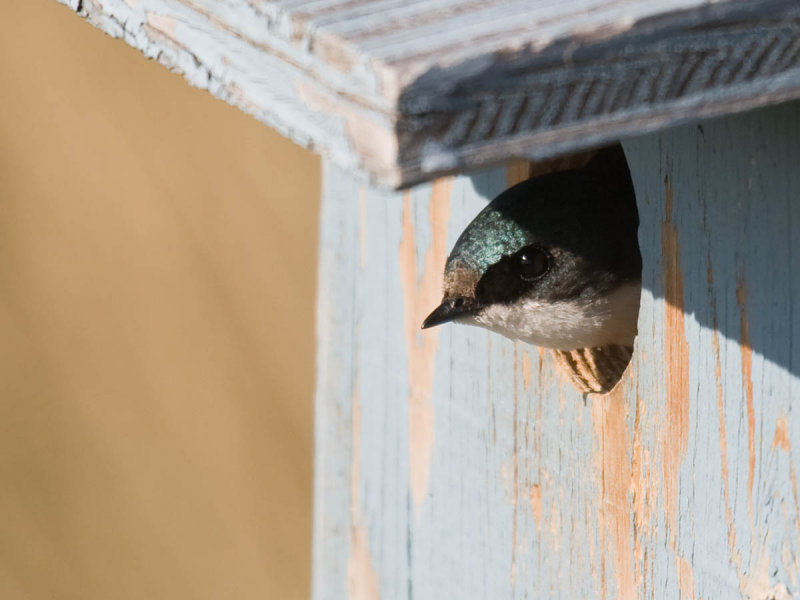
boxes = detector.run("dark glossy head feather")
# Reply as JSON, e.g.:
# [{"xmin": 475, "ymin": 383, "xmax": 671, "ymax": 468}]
[{"xmin": 442, "ymin": 145, "xmax": 641, "ymax": 308}]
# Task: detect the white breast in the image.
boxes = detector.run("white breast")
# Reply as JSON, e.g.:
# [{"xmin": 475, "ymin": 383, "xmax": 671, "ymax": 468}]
[{"xmin": 461, "ymin": 282, "xmax": 641, "ymax": 350}]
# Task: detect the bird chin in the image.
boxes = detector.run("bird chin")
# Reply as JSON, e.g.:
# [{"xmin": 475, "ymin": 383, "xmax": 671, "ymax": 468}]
[{"xmin": 459, "ymin": 283, "xmax": 640, "ymax": 351}]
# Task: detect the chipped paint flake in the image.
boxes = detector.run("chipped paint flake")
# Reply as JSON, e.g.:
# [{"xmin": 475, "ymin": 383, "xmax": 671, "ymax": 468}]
[
  {"xmin": 348, "ymin": 525, "xmax": 381, "ymax": 600},
  {"xmin": 676, "ymin": 555, "xmax": 696, "ymax": 600},
  {"xmin": 348, "ymin": 361, "xmax": 381, "ymax": 600},
  {"xmin": 661, "ymin": 177, "xmax": 690, "ymax": 549},
  {"xmin": 593, "ymin": 386, "xmax": 635, "ymax": 600},
  {"xmin": 773, "ymin": 416, "xmax": 791, "ymax": 453},
  {"xmin": 400, "ymin": 180, "xmax": 452, "ymax": 511},
  {"xmin": 529, "ymin": 484, "xmax": 542, "ymax": 532},
  {"xmin": 712, "ymin": 328, "xmax": 743, "ymax": 571},
  {"xmin": 736, "ymin": 277, "xmax": 757, "ymax": 530},
  {"xmin": 741, "ymin": 541, "xmax": 791, "ymax": 600},
  {"xmin": 521, "ymin": 351, "xmax": 532, "ymax": 392}
]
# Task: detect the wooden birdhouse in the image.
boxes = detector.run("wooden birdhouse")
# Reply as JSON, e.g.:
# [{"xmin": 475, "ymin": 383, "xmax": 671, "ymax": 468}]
[{"xmin": 63, "ymin": 0, "xmax": 800, "ymax": 597}]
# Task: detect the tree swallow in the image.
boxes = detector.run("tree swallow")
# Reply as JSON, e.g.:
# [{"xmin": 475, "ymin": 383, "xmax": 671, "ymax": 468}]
[{"xmin": 421, "ymin": 145, "xmax": 641, "ymax": 393}]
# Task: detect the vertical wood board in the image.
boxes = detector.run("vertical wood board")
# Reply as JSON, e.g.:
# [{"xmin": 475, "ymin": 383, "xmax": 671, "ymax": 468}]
[{"xmin": 314, "ymin": 101, "xmax": 800, "ymax": 598}]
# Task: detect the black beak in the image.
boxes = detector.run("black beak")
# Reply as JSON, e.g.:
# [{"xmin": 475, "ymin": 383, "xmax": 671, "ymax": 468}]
[{"xmin": 421, "ymin": 298, "xmax": 479, "ymax": 329}]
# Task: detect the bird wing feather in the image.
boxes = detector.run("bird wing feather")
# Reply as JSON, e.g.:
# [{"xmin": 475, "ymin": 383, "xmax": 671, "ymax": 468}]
[{"xmin": 551, "ymin": 345, "xmax": 633, "ymax": 394}]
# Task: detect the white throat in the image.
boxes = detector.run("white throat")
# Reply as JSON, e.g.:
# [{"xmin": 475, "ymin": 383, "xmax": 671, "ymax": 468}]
[{"xmin": 461, "ymin": 282, "xmax": 641, "ymax": 350}]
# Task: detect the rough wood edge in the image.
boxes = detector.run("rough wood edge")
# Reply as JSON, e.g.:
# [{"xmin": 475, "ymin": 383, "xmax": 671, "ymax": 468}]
[{"xmin": 56, "ymin": 0, "xmax": 800, "ymax": 187}]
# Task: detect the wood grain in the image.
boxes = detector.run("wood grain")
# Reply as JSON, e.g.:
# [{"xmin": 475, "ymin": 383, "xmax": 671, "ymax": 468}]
[
  {"xmin": 314, "ymin": 101, "xmax": 800, "ymax": 598},
  {"xmin": 55, "ymin": 0, "xmax": 800, "ymax": 186}
]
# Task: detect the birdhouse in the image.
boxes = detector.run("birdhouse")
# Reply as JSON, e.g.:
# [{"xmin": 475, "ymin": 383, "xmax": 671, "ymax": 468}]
[{"xmin": 64, "ymin": 0, "xmax": 800, "ymax": 597}]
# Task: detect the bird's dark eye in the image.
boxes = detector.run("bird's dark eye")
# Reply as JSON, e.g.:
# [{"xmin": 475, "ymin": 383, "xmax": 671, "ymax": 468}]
[{"xmin": 518, "ymin": 247, "xmax": 549, "ymax": 281}]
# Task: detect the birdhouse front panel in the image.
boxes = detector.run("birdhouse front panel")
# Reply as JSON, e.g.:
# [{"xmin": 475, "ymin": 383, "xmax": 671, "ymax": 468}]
[{"xmin": 314, "ymin": 101, "xmax": 800, "ymax": 599}]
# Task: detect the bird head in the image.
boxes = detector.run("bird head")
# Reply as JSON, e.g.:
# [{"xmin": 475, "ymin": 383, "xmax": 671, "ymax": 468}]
[{"xmin": 422, "ymin": 146, "xmax": 641, "ymax": 351}]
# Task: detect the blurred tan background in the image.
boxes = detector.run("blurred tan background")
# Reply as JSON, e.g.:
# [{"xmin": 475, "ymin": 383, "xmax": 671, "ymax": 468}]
[{"xmin": 0, "ymin": 1, "xmax": 318, "ymax": 598}]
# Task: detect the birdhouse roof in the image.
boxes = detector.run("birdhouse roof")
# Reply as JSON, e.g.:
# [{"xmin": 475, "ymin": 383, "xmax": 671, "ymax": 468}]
[{"xmin": 68, "ymin": 0, "xmax": 800, "ymax": 186}]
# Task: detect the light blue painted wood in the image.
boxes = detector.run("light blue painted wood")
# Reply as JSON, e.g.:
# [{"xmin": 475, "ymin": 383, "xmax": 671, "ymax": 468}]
[
  {"xmin": 623, "ymin": 101, "xmax": 800, "ymax": 599},
  {"xmin": 314, "ymin": 101, "xmax": 800, "ymax": 598}
]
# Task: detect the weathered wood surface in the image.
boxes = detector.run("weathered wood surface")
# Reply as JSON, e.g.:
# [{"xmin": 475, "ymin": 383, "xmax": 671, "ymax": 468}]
[
  {"xmin": 314, "ymin": 101, "xmax": 800, "ymax": 598},
  {"xmin": 58, "ymin": 0, "xmax": 800, "ymax": 186}
]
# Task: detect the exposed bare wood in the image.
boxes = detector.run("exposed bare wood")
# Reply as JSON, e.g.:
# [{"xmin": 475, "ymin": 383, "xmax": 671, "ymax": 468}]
[{"xmin": 57, "ymin": 0, "xmax": 800, "ymax": 186}]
